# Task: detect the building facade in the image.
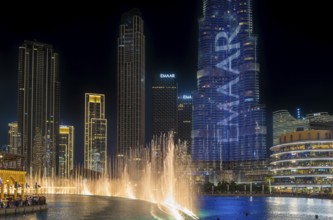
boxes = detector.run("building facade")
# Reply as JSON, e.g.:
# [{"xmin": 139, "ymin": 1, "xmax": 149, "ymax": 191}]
[
  {"xmin": 8, "ymin": 122, "xmax": 20, "ymax": 154},
  {"xmin": 192, "ymin": 0, "xmax": 267, "ymax": 178},
  {"xmin": 273, "ymin": 110, "xmax": 333, "ymax": 146},
  {"xmin": 117, "ymin": 8, "xmax": 145, "ymax": 156},
  {"xmin": 59, "ymin": 125, "xmax": 74, "ymax": 177},
  {"xmin": 178, "ymin": 94, "xmax": 192, "ymax": 153},
  {"xmin": 17, "ymin": 40, "xmax": 60, "ymax": 176},
  {"xmin": 152, "ymin": 73, "xmax": 178, "ymax": 139},
  {"xmin": 84, "ymin": 93, "xmax": 107, "ymax": 173},
  {"xmin": 271, "ymin": 130, "xmax": 333, "ymax": 193}
]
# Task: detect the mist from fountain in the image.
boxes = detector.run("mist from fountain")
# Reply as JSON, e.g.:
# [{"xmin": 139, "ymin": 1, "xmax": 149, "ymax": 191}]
[{"xmin": 24, "ymin": 133, "xmax": 198, "ymax": 220}]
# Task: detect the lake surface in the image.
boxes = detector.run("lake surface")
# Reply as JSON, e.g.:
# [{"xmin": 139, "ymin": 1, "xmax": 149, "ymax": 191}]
[
  {"xmin": 3, "ymin": 195, "xmax": 333, "ymax": 219},
  {"xmin": 197, "ymin": 195, "xmax": 333, "ymax": 220},
  {"xmin": 1, "ymin": 195, "xmax": 176, "ymax": 220}
]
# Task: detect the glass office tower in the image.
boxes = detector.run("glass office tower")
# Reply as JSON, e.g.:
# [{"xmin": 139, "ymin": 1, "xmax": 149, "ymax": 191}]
[
  {"xmin": 178, "ymin": 95, "xmax": 192, "ymax": 153},
  {"xmin": 192, "ymin": 0, "xmax": 267, "ymax": 174},
  {"xmin": 152, "ymin": 73, "xmax": 178, "ymax": 139}
]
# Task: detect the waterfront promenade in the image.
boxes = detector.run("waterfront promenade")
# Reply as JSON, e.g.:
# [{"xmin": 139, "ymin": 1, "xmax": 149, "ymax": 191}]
[
  {"xmin": 0, "ymin": 195, "xmax": 47, "ymax": 216},
  {"xmin": 0, "ymin": 204, "xmax": 47, "ymax": 216}
]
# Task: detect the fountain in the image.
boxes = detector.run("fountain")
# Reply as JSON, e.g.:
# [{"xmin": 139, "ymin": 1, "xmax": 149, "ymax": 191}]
[{"xmin": 24, "ymin": 133, "xmax": 198, "ymax": 220}]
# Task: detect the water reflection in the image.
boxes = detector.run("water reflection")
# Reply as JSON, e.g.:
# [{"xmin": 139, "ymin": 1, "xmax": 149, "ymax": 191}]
[
  {"xmin": 3, "ymin": 195, "xmax": 333, "ymax": 220},
  {"xmin": 198, "ymin": 196, "xmax": 333, "ymax": 220},
  {"xmin": 2, "ymin": 195, "xmax": 177, "ymax": 220}
]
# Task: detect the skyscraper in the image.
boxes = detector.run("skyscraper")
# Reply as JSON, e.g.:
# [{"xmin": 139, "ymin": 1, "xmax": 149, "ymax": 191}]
[
  {"xmin": 17, "ymin": 40, "xmax": 60, "ymax": 176},
  {"xmin": 192, "ymin": 0, "xmax": 267, "ymax": 177},
  {"xmin": 152, "ymin": 73, "xmax": 178, "ymax": 139},
  {"xmin": 84, "ymin": 93, "xmax": 107, "ymax": 173},
  {"xmin": 8, "ymin": 122, "xmax": 20, "ymax": 154},
  {"xmin": 117, "ymin": 8, "xmax": 145, "ymax": 156},
  {"xmin": 59, "ymin": 125, "xmax": 74, "ymax": 177},
  {"xmin": 178, "ymin": 95, "xmax": 192, "ymax": 153}
]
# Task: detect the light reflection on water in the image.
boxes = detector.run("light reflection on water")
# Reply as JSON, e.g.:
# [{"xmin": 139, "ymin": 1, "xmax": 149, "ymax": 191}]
[
  {"xmin": 3, "ymin": 195, "xmax": 333, "ymax": 220},
  {"xmin": 2, "ymin": 195, "xmax": 176, "ymax": 220},
  {"xmin": 198, "ymin": 196, "xmax": 333, "ymax": 220}
]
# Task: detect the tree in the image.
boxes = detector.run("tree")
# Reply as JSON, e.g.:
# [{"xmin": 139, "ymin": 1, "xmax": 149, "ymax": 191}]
[
  {"xmin": 229, "ymin": 181, "xmax": 237, "ymax": 192},
  {"xmin": 264, "ymin": 176, "xmax": 274, "ymax": 194}
]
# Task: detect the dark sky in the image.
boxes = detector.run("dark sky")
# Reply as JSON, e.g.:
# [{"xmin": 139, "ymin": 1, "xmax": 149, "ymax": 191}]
[{"xmin": 0, "ymin": 1, "xmax": 332, "ymax": 163}]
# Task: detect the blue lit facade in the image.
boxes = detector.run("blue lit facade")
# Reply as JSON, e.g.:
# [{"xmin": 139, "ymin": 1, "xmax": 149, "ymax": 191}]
[{"xmin": 192, "ymin": 0, "xmax": 267, "ymax": 163}]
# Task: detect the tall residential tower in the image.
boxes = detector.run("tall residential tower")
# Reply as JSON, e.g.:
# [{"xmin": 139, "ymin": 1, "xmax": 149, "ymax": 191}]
[
  {"xmin": 84, "ymin": 93, "xmax": 107, "ymax": 173},
  {"xmin": 8, "ymin": 122, "xmax": 20, "ymax": 154},
  {"xmin": 117, "ymin": 9, "xmax": 145, "ymax": 156},
  {"xmin": 59, "ymin": 125, "xmax": 74, "ymax": 177},
  {"xmin": 192, "ymin": 0, "xmax": 267, "ymax": 180},
  {"xmin": 17, "ymin": 40, "xmax": 60, "ymax": 176}
]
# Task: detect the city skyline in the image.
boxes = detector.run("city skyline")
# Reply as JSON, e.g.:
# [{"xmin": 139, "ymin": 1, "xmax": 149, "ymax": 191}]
[{"xmin": 0, "ymin": 0, "xmax": 332, "ymax": 164}]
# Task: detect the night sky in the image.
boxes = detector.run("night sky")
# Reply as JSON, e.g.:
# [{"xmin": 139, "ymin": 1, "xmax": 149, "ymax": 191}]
[{"xmin": 0, "ymin": 1, "xmax": 332, "ymax": 164}]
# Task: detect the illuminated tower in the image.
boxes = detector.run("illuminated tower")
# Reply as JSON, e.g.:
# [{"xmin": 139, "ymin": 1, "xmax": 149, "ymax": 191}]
[
  {"xmin": 178, "ymin": 95, "xmax": 192, "ymax": 153},
  {"xmin": 84, "ymin": 93, "xmax": 107, "ymax": 173},
  {"xmin": 117, "ymin": 8, "xmax": 145, "ymax": 156},
  {"xmin": 192, "ymin": 0, "xmax": 267, "ymax": 175},
  {"xmin": 59, "ymin": 125, "xmax": 74, "ymax": 177},
  {"xmin": 8, "ymin": 122, "xmax": 20, "ymax": 154},
  {"xmin": 152, "ymin": 73, "xmax": 178, "ymax": 138},
  {"xmin": 17, "ymin": 40, "xmax": 60, "ymax": 176}
]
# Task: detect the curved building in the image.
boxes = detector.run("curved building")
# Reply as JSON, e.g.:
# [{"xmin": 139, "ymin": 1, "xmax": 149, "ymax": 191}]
[{"xmin": 270, "ymin": 130, "xmax": 333, "ymax": 193}]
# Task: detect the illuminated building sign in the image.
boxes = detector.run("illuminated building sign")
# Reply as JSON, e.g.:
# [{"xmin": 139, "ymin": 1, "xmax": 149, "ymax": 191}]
[
  {"xmin": 182, "ymin": 95, "xmax": 192, "ymax": 100},
  {"xmin": 216, "ymin": 25, "xmax": 241, "ymax": 142},
  {"xmin": 160, "ymin": 73, "xmax": 175, "ymax": 78}
]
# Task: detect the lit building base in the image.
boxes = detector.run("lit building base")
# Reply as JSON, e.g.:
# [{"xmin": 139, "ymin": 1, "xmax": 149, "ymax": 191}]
[
  {"xmin": 192, "ymin": 160, "xmax": 269, "ymax": 184},
  {"xmin": 273, "ymin": 184, "xmax": 333, "ymax": 194},
  {"xmin": 0, "ymin": 169, "xmax": 26, "ymax": 199}
]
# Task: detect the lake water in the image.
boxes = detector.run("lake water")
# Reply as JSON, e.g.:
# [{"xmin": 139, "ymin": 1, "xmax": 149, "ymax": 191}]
[
  {"xmin": 197, "ymin": 195, "xmax": 333, "ymax": 220},
  {"xmin": 1, "ymin": 195, "xmax": 176, "ymax": 220},
  {"xmin": 3, "ymin": 195, "xmax": 333, "ymax": 219}
]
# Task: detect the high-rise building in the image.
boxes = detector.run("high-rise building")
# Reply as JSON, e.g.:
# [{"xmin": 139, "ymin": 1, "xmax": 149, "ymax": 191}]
[
  {"xmin": 17, "ymin": 40, "xmax": 60, "ymax": 176},
  {"xmin": 117, "ymin": 8, "xmax": 145, "ymax": 156},
  {"xmin": 84, "ymin": 93, "xmax": 107, "ymax": 173},
  {"xmin": 152, "ymin": 73, "xmax": 178, "ymax": 138},
  {"xmin": 192, "ymin": 0, "xmax": 267, "ymax": 179},
  {"xmin": 8, "ymin": 122, "xmax": 20, "ymax": 154},
  {"xmin": 178, "ymin": 94, "xmax": 192, "ymax": 153},
  {"xmin": 59, "ymin": 125, "xmax": 74, "ymax": 177}
]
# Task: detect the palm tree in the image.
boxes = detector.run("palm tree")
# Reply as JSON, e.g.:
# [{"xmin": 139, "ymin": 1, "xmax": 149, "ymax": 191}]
[
  {"xmin": 264, "ymin": 176, "xmax": 274, "ymax": 194},
  {"xmin": 248, "ymin": 176, "xmax": 253, "ymax": 194}
]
